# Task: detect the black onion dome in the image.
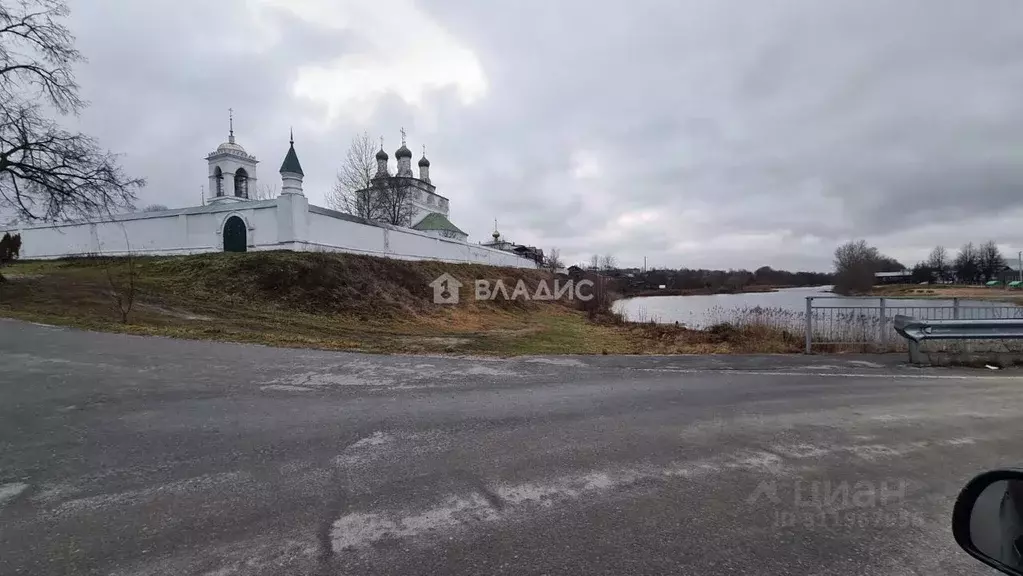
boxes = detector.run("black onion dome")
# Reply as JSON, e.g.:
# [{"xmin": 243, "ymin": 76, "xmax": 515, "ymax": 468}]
[
  {"xmin": 376, "ymin": 149, "xmax": 389, "ymax": 160},
  {"xmin": 418, "ymin": 156, "xmax": 430, "ymax": 167},
  {"xmin": 395, "ymin": 145, "xmax": 413, "ymax": 159}
]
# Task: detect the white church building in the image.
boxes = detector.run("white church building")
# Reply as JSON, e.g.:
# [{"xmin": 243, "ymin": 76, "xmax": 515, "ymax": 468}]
[{"xmin": 3, "ymin": 125, "xmax": 535, "ymax": 268}]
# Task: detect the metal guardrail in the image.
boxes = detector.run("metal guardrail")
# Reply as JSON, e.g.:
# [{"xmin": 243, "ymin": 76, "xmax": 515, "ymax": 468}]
[
  {"xmin": 892, "ymin": 314, "xmax": 1023, "ymax": 363},
  {"xmin": 804, "ymin": 296, "xmax": 1023, "ymax": 353}
]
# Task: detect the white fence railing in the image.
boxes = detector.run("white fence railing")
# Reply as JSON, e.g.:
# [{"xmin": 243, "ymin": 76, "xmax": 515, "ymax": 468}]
[{"xmin": 804, "ymin": 296, "xmax": 1023, "ymax": 353}]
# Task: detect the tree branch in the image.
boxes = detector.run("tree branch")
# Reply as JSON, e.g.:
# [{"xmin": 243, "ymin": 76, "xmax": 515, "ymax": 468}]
[{"xmin": 0, "ymin": 100, "xmax": 142, "ymax": 221}]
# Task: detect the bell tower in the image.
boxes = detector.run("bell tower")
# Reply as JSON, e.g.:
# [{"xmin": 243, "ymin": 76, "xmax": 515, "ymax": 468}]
[{"xmin": 206, "ymin": 109, "xmax": 259, "ymax": 203}]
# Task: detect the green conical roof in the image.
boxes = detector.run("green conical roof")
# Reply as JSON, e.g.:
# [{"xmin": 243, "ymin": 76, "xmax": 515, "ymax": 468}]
[
  {"xmin": 412, "ymin": 212, "xmax": 466, "ymax": 236},
  {"xmin": 279, "ymin": 131, "xmax": 304, "ymax": 176}
]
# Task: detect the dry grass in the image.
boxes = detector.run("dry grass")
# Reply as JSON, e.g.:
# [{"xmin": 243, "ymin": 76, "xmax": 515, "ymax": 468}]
[
  {"xmin": 871, "ymin": 284, "xmax": 1023, "ymax": 304},
  {"xmin": 0, "ymin": 252, "xmax": 809, "ymax": 356},
  {"xmin": 701, "ymin": 302, "xmax": 1023, "ymax": 354},
  {"xmin": 620, "ymin": 322, "xmax": 803, "ymax": 354},
  {"xmin": 704, "ymin": 304, "xmax": 919, "ymax": 352},
  {"xmin": 11, "ymin": 254, "xmax": 1017, "ymax": 357}
]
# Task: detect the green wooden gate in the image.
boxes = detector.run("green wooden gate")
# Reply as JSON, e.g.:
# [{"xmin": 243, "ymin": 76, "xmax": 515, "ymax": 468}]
[{"xmin": 223, "ymin": 216, "xmax": 247, "ymax": 252}]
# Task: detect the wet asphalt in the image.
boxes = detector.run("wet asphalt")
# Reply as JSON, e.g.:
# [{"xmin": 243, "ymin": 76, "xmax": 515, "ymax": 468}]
[{"xmin": 0, "ymin": 318, "xmax": 1019, "ymax": 575}]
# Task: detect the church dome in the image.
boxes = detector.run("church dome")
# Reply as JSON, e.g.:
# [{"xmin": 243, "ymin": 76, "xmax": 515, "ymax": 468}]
[
  {"xmin": 376, "ymin": 149, "xmax": 389, "ymax": 160},
  {"xmin": 395, "ymin": 145, "xmax": 413, "ymax": 159},
  {"xmin": 217, "ymin": 140, "xmax": 246, "ymax": 154},
  {"xmin": 418, "ymin": 156, "xmax": 430, "ymax": 167},
  {"xmin": 217, "ymin": 111, "xmax": 247, "ymax": 155}
]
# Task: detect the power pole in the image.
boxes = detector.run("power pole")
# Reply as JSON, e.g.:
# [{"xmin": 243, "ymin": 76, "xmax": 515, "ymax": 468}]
[{"xmin": 644, "ymin": 256, "xmax": 647, "ymax": 273}]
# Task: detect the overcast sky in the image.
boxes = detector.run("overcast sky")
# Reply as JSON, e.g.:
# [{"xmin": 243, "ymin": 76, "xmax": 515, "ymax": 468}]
[{"xmin": 61, "ymin": 0, "xmax": 1023, "ymax": 272}]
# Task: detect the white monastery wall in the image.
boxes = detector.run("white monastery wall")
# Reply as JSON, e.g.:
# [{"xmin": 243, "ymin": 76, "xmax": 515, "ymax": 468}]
[
  {"xmin": 7, "ymin": 203, "xmax": 279, "ymax": 258},
  {"xmin": 301, "ymin": 208, "xmax": 531, "ymax": 267},
  {"xmin": 3, "ymin": 130, "xmax": 537, "ymax": 269},
  {"xmin": 5, "ymin": 200, "xmax": 535, "ymax": 269}
]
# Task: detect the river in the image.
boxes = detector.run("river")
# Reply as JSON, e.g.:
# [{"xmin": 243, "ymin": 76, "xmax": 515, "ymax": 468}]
[{"xmin": 613, "ymin": 286, "xmax": 1021, "ymax": 328}]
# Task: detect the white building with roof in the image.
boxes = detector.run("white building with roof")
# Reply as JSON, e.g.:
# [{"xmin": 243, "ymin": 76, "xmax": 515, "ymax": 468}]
[
  {"xmin": 2, "ymin": 124, "xmax": 533, "ymax": 268},
  {"xmin": 359, "ymin": 131, "xmax": 468, "ymax": 242}
]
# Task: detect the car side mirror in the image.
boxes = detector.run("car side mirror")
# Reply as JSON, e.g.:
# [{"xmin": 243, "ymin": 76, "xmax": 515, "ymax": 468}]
[{"xmin": 953, "ymin": 470, "xmax": 1023, "ymax": 575}]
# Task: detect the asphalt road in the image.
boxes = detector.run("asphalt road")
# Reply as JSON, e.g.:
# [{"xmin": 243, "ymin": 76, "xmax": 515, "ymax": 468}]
[{"xmin": 1, "ymin": 318, "xmax": 1022, "ymax": 575}]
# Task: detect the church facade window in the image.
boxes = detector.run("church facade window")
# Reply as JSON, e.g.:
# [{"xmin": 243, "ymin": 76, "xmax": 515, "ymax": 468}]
[
  {"xmin": 214, "ymin": 167, "xmax": 224, "ymax": 196},
  {"xmin": 235, "ymin": 168, "xmax": 249, "ymax": 198}
]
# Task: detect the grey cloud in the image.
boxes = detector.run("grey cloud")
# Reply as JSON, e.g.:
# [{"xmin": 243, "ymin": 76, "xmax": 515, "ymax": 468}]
[{"xmin": 58, "ymin": 0, "xmax": 1023, "ymax": 270}]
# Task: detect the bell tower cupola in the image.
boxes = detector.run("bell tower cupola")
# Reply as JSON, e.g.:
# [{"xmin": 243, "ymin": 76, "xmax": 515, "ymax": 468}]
[{"xmin": 206, "ymin": 108, "xmax": 259, "ymax": 203}]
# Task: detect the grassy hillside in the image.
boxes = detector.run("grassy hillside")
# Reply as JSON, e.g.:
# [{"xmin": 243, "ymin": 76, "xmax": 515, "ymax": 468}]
[{"xmin": 0, "ymin": 251, "xmax": 802, "ymax": 355}]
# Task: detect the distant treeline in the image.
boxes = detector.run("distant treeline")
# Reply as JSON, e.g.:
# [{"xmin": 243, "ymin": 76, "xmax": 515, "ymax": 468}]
[
  {"xmin": 832, "ymin": 239, "xmax": 1011, "ymax": 294},
  {"xmin": 615, "ymin": 266, "xmax": 834, "ymax": 295}
]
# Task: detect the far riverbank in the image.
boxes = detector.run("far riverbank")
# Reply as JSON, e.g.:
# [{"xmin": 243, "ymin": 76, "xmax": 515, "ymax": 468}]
[
  {"xmin": 867, "ymin": 284, "xmax": 1023, "ymax": 305},
  {"xmin": 615, "ymin": 285, "xmax": 1023, "ymax": 328},
  {"xmin": 620, "ymin": 284, "xmax": 783, "ymax": 298}
]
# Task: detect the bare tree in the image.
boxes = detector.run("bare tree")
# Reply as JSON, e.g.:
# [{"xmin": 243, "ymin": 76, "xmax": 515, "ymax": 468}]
[
  {"xmin": 0, "ymin": 0, "xmax": 144, "ymax": 222},
  {"xmin": 579, "ymin": 270, "xmax": 615, "ymax": 321},
  {"xmin": 326, "ymin": 131, "xmax": 378, "ymax": 219},
  {"xmin": 599, "ymin": 254, "xmax": 617, "ymax": 272},
  {"xmin": 375, "ymin": 177, "xmax": 419, "ymax": 227},
  {"xmin": 544, "ymin": 247, "xmax": 564, "ymax": 271},
  {"xmin": 833, "ymin": 239, "xmax": 883, "ymax": 294},
  {"xmin": 103, "ymin": 228, "xmax": 139, "ymax": 323},
  {"xmin": 141, "ymin": 204, "xmax": 168, "ymax": 212},
  {"xmin": 926, "ymin": 245, "xmax": 948, "ymax": 281},
  {"xmin": 589, "ymin": 254, "xmax": 599, "ymax": 270},
  {"xmin": 953, "ymin": 242, "xmax": 980, "ymax": 283},
  {"xmin": 251, "ymin": 183, "xmax": 277, "ymax": 200},
  {"xmin": 978, "ymin": 240, "xmax": 1004, "ymax": 282}
]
